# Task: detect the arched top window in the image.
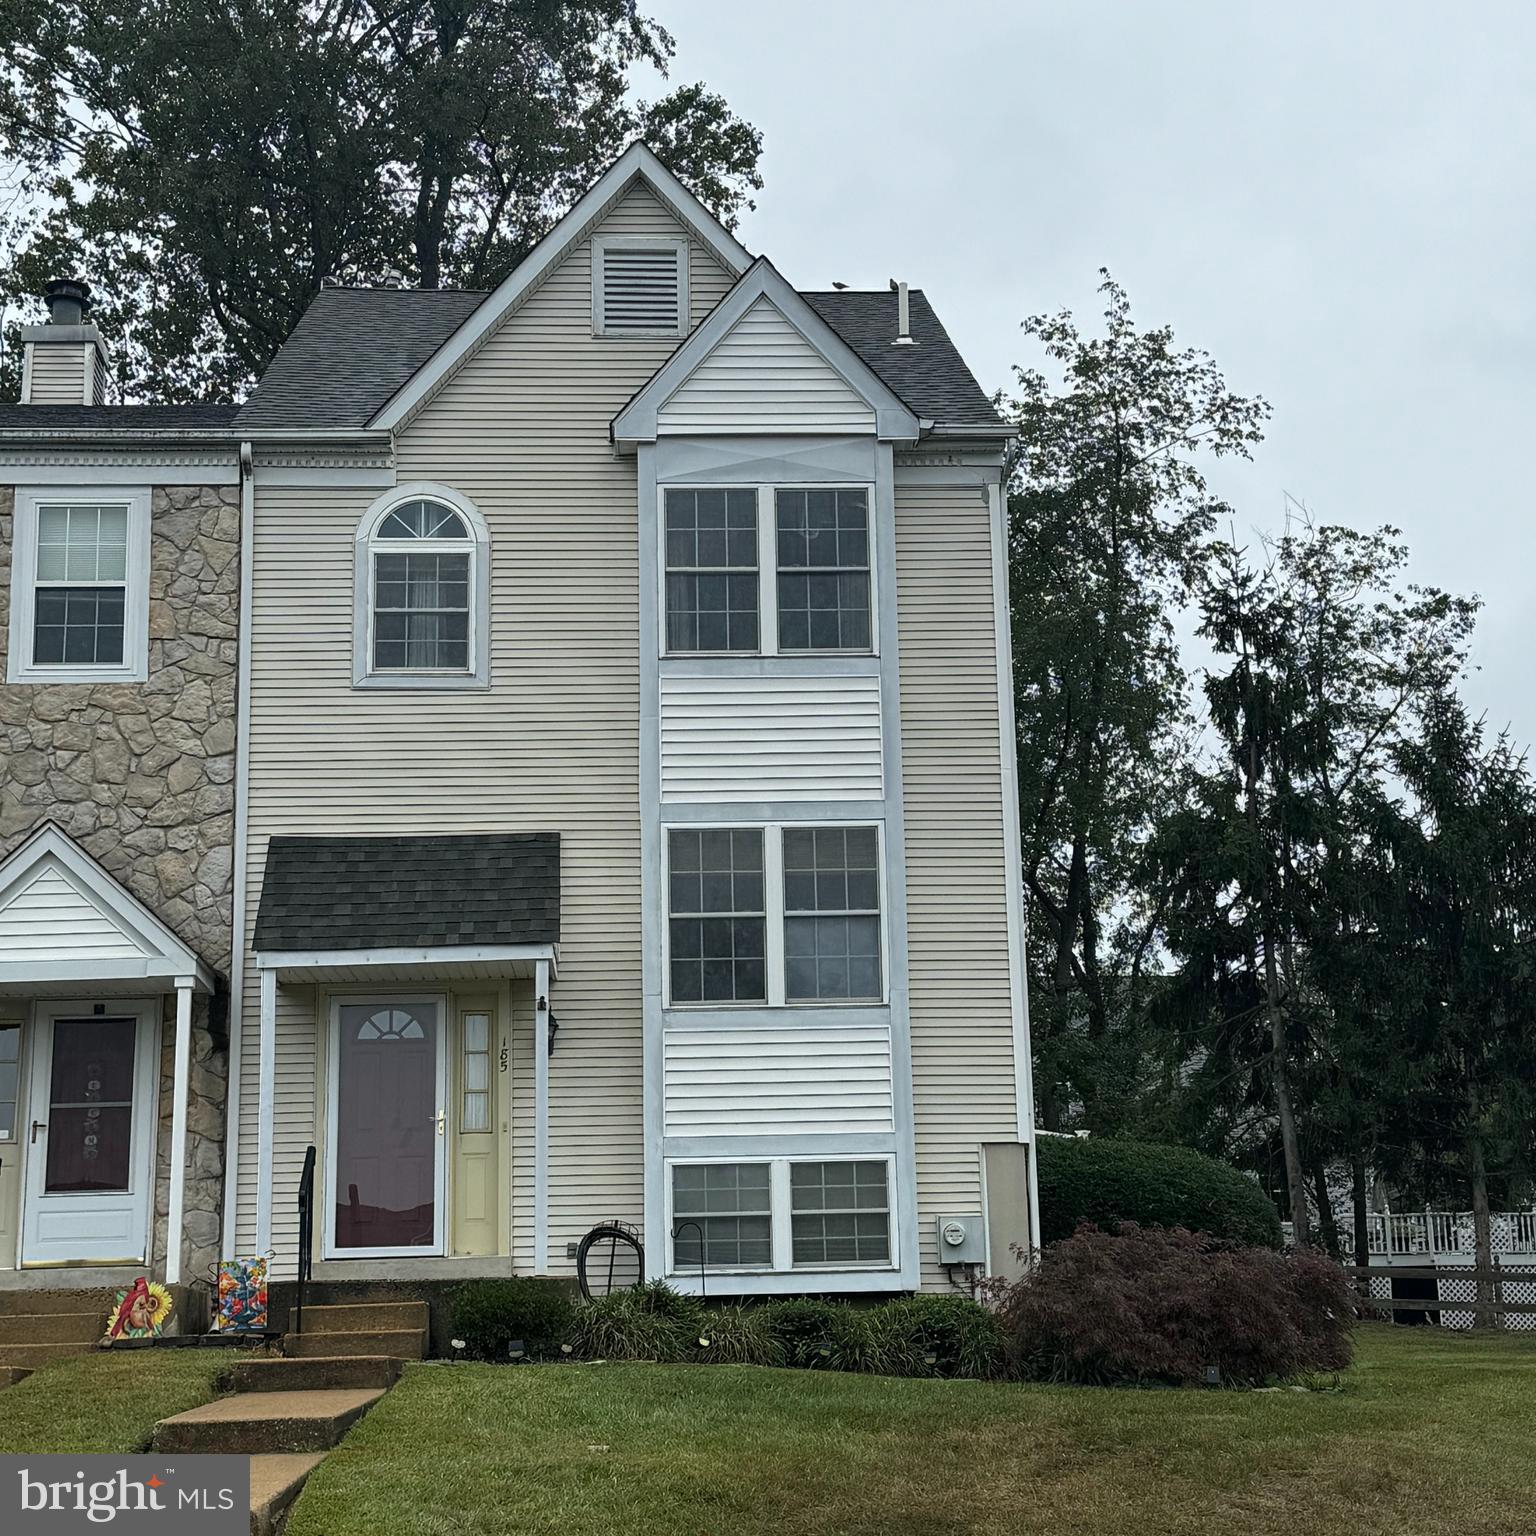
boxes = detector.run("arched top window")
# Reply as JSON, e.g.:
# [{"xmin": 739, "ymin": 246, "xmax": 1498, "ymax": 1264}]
[
  {"xmin": 356, "ymin": 1008, "xmax": 427, "ymax": 1041},
  {"xmin": 354, "ymin": 485, "xmax": 489, "ymax": 690}
]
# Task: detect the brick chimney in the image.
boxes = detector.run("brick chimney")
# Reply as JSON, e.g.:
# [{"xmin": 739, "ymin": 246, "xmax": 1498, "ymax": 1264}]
[{"xmin": 20, "ymin": 278, "xmax": 110, "ymax": 404}]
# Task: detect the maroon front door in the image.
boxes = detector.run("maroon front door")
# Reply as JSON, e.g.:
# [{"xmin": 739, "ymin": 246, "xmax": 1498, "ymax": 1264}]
[{"xmin": 333, "ymin": 1002, "xmax": 440, "ymax": 1252}]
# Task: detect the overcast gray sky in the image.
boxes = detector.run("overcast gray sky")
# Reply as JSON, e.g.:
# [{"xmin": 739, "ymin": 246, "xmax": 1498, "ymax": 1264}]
[{"xmin": 639, "ymin": 1, "xmax": 1536, "ymax": 744}]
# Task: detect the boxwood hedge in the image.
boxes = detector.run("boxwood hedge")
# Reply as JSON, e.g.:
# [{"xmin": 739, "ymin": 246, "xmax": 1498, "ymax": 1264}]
[{"xmin": 1036, "ymin": 1135, "xmax": 1282, "ymax": 1249}]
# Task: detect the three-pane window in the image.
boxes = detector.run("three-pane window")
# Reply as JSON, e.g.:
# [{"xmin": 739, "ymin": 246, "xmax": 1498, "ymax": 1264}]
[
  {"xmin": 775, "ymin": 489, "xmax": 871, "ymax": 651},
  {"xmin": 32, "ymin": 503, "xmax": 129, "ymax": 667},
  {"xmin": 667, "ymin": 828, "xmax": 766, "ymax": 1003},
  {"xmin": 664, "ymin": 488, "xmax": 760, "ymax": 652},
  {"xmin": 461, "ymin": 1012, "xmax": 491, "ymax": 1133},
  {"xmin": 671, "ymin": 1163, "xmax": 773, "ymax": 1267},
  {"xmin": 0, "ymin": 1024, "xmax": 18, "ymax": 1141},
  {"xmin": 370, "ymin": 499, "xmax": 472, "ymax": 672}
]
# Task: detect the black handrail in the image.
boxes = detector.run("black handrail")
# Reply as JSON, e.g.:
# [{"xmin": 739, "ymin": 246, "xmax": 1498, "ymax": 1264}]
[{"xmin": 295, "ymin": 1144, "xmax": 316, "ymax": 1336}]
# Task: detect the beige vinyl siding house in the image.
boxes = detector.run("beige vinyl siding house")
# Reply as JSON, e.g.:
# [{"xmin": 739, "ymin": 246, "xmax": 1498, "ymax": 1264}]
[{"xmin": 0, "ymin": 141, "xmax": 1037, "ymax": 1301}]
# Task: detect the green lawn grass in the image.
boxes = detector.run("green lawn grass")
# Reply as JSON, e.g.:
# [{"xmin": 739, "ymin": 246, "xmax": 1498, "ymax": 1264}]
[
  {"xmin": 285, "ymin": 1324, "xmax": 1536, "ymax": 1536},
  {"xmin": 0, "ymin": 1350, "xmax": 228, "ymax": 1454}
]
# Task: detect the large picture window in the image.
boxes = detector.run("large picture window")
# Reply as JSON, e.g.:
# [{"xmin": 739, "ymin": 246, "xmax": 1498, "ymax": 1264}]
[
  {"xmin": 667, "ymin": 828, "xmax": 766, "ymax": 1003},
  {"xmin": 664, "ymin": 488, "xmax": 759, "ymax": 653},
  {"xmin": 775, "ymin": 488, "xmax": 871, "ymax": 651},
  {"xmin": 354, "ymin": 486, "xmax": 489, "ymax": 689},
  {"xmin": 6, "ymin": 488, "xmax": 150, "ymax": 685}
]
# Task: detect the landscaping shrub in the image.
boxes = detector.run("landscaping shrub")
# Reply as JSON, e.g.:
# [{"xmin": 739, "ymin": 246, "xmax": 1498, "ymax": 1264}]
[
  {"xmin": 757, "ymin": 1298, "xmax": 847, "ymax": 1368},
  {"xmin": 569, "ymin": 1281, "xmax": 701, "ymax": 1362},
  {"xmin": 993, "ymin": 1223, "xmax": 1354, "ymax": 1387},
  {"xmin": 879, "ymin": 1295, "xmax": 1006, "ymax": 1379},
  {"xmin": 1036, "ymin": 1135, "xmax": 1282, "ymax": 1248},
  {"xmin": 695, "ymin": 1305, "xmax": 786, "ymax": 1367},
  {"xmin": 449, "ymin": 1277, "xmax": 576, "ymax": 1361}
]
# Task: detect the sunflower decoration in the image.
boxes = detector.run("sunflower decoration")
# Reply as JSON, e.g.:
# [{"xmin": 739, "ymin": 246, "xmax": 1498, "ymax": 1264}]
[{"xmin": 103, "ymin": 1278, "xmax": 175, "ymax": 1342}]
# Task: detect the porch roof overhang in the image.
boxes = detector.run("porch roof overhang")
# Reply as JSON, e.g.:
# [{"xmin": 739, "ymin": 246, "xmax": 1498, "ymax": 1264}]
[
  {"xmin": 0, "ymin": 824, "xmax": 216, "ymax": 997},
  {"xmin": 252, "ymin": 942, "xmax": 559, "ymax": 985}
]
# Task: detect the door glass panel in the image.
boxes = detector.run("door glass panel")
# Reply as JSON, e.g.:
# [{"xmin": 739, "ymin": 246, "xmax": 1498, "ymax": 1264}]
[
  {"xmin": 45, "ymin": 1018, "xmax": 136, "ymax": 1194},
  {"xmin": 335, "ymin": 1002, "xmax": 438, "ymax": 1249}
]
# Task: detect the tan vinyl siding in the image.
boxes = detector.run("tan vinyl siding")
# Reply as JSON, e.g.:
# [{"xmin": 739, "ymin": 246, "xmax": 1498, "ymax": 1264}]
[
  {"xmin": 659, "ymin": 297, "xmax": 876, "ymax": 434},
  {"xmin": 23, "ymin": 343, "xmax": 88, "ymax": 404},
  {"xmin": 235, "ymin": 180, "xmax": 736, "ymax": 1270},
  {"xmin": 895, "ymin": 479, "xmax": 1019, "ymax": 1288}
]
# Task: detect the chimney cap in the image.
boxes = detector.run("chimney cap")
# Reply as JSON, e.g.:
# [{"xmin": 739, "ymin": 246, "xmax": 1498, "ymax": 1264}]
[{"xmin": 43, "ymin": 277, "xmax": 91, "ymax": 323}]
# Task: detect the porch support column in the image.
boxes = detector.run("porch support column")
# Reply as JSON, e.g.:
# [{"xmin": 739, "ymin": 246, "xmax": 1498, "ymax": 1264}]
[
  {"xmin": 255, "ymin": 966, "xmax": 277, "ymax": 1253},
  {"xmin": 534, "ymin": 958, "xmax": 551, "ymax": 1274},
  {"xmin": 165, "ymin": 978, "xmax": 195, "ymax": 1285}
]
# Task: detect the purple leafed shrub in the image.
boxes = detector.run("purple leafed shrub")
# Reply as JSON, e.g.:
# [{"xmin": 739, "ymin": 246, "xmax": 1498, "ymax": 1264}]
[{"xmin": 993, "ymin": 1223, "xmax": 1354, "ymax": 1387}]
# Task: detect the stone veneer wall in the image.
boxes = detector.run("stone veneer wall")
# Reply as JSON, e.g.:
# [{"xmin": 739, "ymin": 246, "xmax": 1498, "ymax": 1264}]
[{"xmin": 0, "ymin": 483, "xmax": 239, "ymax": 1281}]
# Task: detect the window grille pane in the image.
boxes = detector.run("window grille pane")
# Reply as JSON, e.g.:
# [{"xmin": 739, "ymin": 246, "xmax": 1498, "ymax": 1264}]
[
  {"xmin": 664, "ymin": 488, "xmax": 758, "ymax": 653},
  {"xmin": 461, "ymin": 1012, "xmax": 492, "ymax": 1133},
  {"xmin": 33, "ymin": 587, "xmax": 125, "ymax": 667},
  {"xmin": 668, "ymin": 829, "xmax": 766, "ymax": 1002},
  {"xmin": 673, "ymin": 1163, "xmax": 773, "ymax": 1267},
  {"xmin": 373, "ymin": 551, "xmax": 470, "ymax": 671},
  {"xmin": 377, "ymin": 500, "xmax": 469, "ymax": 539},
  {"xmin": 0, "ymin": 1025, "xmax": 16, "ymax": 1141},
  {"xmin": 790, "ymin": 1161, "xmax": 890, "ymax": 1266},
  {"xmin": 783, "ymin": 827, "xmax": 881, "ymax": 1000},
  {"xmin": 775, "ymin": 488, "xmax": 871, "ymax": 651}
]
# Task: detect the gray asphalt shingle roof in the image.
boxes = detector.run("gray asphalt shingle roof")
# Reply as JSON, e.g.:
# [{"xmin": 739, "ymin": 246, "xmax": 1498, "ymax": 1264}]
[
  {"xmin": 0, "ymin": 404, "xmax": 240, "ymax": 432},
  {"xmin": 233, "ymin": 287, "xmax": 488, "ymax": 430},
  {"xmin": 803, "ymin": 289, "xmax": 1006, "ymax": 428},
  {"xmin": 254, "ymin": 832, "xmax": 560, "ymax": 951}
]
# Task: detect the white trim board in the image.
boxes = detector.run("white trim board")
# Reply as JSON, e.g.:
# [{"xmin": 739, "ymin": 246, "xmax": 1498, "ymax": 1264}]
[{"xmin": 371, "ymin": 142, "xmax": 752, "ymax": 432}]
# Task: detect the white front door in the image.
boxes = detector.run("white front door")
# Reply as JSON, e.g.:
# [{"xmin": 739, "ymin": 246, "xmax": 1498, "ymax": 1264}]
[
  {"xmin": 21, "ymin": 1004, "xmax": 157, "ymax": 1267},
  {"xmin": 324, "ymin": 996, "xmax": 448, "ymax": 1258}
]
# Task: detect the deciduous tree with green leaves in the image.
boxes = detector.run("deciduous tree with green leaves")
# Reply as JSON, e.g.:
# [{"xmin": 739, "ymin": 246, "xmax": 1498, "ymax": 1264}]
[
  {"xmin": 0, "ymin": 0, "xmax": 763, "ymax": 400},
  {"xmin": 1007, "ymin": 273, "xmax": 1268, "ymax": 1129}
]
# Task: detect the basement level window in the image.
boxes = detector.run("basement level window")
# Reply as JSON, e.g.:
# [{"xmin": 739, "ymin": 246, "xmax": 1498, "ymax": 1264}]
[{"xmin": 593, "ymin": 237, "xmax": 687, "ymax": 336}]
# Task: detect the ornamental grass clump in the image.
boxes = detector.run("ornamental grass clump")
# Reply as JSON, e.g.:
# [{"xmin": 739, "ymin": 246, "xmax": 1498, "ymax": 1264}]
[
  {"xmin": 694, "ymin": 1305, "xmax": 786, "ymax": 1367},
  {"xmin": 994, "ymin": 1223, "xmax": 1354, "ymax": 1388},
  {"xmin": 570, "ymin": 1280, "xmax": 701, "ymax": 1363}
]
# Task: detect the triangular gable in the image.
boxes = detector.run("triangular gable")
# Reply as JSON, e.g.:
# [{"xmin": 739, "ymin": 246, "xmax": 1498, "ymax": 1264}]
[
  {"xmin": 612, "ymin": 261, "xmax": 921, "ymax": 447},
  {"xmin": 370, "ymin": 142, "xmax": 753, "ymax": 433},
  {"xmin": 0, "ymin": 825, "xmax": 210, "ymax": 986}
]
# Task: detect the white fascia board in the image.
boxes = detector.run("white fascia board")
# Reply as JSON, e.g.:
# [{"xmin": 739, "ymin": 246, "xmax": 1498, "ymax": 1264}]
[
  {"xmin": 370, "ymin": 142, "xmax": 753, "ymax": 434},
  {"xmin": 0, "ymin": 824, "xmax": 212, "ymax": 988},
  {"xmin": 611, "ymin": 259, "xmax": 922, "ymax": 448},
  {"xmin": 254, "ymin": 943, "xmax": 559, "ymax": 975},
  {"xmin": 0, "ymin": 956, "xmax": 213, "ymax": 988}
]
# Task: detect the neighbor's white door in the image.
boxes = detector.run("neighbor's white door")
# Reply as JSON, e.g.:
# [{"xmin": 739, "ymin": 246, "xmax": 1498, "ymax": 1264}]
[{"xmin": 21, "ymin": 1004, "xmax": 157, "ymax": 1267}]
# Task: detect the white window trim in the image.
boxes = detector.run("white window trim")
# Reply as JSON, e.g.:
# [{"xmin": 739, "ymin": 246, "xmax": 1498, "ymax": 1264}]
[
  {"xmin": 662, "ymin": 820, "xmax": 889, "ymax": 1010},
  {"xmin": 0, "ymin": 1017, "xmax": 21, "ymax": 1147},
  {"xmin": 665, "ymin": 1154, "xmax": 899, "ymax": 1277},
  {"xmin": 352, "ymin": 482, "xmax": 491, "ymax": 690},
  {"xmin": 5, "ymin": 485, "xmax": 151, "ymax": 684},
  {"xmin": 658, "ymin": 482, "xmax": 879, "ymax": 658},
  {"xmin": 592, "ymin": 235, "xmax": 689, "ymax": 338}
]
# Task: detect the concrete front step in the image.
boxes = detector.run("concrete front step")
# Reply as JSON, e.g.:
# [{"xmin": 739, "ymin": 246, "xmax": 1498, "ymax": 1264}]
[
  {"xmin": 0, "ymin": 1342, "xmax": 103, "ymax": 1369},
  {"xmin": 0, "ymin": 1312, "xmax": 106, "ymax": 1345},
  {"xmin": 0, "ymin": 1366, "xmax": 32, "ymax": 1388},
  {"xmin": 153, "ymin": 1388, "xmax": 385, "ymax": 1455},
  {"xmin": 226, "ymin": 1355, "xmax": 403, "ymax": 1394},
  {"xmin": 249, "ymin": 1453, "xmax": 326, "ymax": 1536},
  {"xmin": 0, "ymin": 1288, "xmax": 121, "ymax": 1317},
  {"xmin": 297, "ymin": 1301, "xmax": 429, "ymax": 1334},
  {"xmin": 284, "ymin": 1329, "xmax": 425, "ymax": 1361}
]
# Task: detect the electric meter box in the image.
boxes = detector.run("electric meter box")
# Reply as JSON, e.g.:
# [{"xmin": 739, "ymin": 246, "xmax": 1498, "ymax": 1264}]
[{"xmin": 935, "ymin": 1213, "xmax": 986, "ymax": 1265}]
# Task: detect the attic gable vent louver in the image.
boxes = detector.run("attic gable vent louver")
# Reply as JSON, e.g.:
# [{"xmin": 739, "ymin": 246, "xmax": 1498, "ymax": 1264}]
[{"xmin": 594, "ymin": 237, "xmax": 687, "ymax": 337}]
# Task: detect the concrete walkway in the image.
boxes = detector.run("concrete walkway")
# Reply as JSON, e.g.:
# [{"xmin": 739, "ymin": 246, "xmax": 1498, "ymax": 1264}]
[{"xmin": 151, "ymin": 1302, "xmax": 426, "ymax": 1535}]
